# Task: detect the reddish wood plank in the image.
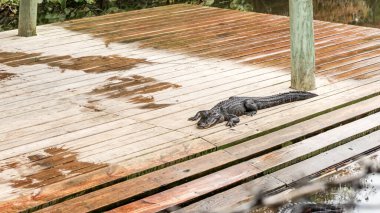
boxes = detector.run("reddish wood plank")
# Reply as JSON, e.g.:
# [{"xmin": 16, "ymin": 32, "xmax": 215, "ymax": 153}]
[{"xmin": 108, "ymin": 113, "xmax": 380, "ymax": 213}]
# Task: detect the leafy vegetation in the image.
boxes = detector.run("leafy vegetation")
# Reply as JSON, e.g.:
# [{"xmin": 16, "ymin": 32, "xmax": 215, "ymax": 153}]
[
  {"xmin": 0, "ymin": 0, "xmax": 18, "ymax": 31},
  {"xmin": 0, "ymin": 0, "xmax": 201, "ymax": 31},
  {"xmin": 0, "ymin": 0, "xmax": 379, "ymax": 32}
]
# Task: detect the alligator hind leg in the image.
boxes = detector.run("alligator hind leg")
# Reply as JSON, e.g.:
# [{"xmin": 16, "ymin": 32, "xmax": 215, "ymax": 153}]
[
  {"xmin": 244, "ymin": 99, "xmax": 258, "ymax": 116},
  {"xmin": 226, "ymin": 115, "xmax": 240, "ymax": 127}
]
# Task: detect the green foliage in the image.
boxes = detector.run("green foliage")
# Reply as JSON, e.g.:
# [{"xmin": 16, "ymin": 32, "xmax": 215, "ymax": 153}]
[
  {"xmin": 0, "ymin": 0, "xmax": 204, "ymax": 31},
  {"xmin": 229, "ymin": 0, "xmax": 253, "ymax": 11},
  {"xmin": 0, "ymin": 0, "xmax": 18, "ymax": 31},
  {"xmin": 203, "ymin": 0, "xmax": 253, "ymax": 11},
  {"xmin": 0, "ymin": 0, "xmax": 19, "ymax": 4},
  {"xmin": 38, "ymin": 0, "xmax": 101, "ymax": 24}
]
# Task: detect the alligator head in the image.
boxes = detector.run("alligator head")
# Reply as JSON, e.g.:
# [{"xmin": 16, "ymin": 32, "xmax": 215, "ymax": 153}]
[{"xmin": 197, "ymin": 110, "xmax": 224, "ymax": 129}]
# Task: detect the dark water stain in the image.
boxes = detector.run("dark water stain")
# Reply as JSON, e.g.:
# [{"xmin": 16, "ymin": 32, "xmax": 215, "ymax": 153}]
[
  {"xmin": 353, "ymin": 70, "xmax": 380, "ymax": 80},
  {"xmin": 92, "ymin": 75, "xmax": 157, "ymax": 94},
  {"xmin": 0, "ymin": 51, "xmax": 148, "ymax": 73},
  {"xmin": 49, "ymin": 55, "xmax": 149, "ymax": 73},
  {"xmin": 108, "ymin": 82, "xmax": 181, "ymax": 99},
  {"xmin": 91, "ymin": 75, "xmax": 180, "ymax": 109},
  {"xmin": 5, "ymin": 162, "xmax": 19, "ymax": 168},
  {"xmin": 10, "ymin": 147, "xmax": 107, "ymax": 189},
  {"xmin": 129, "ymin": 95, "xmax": 173, "ymax": 109},
  {"xmin": 91, "ymin": 75, "xmax": 181, "ymax": 98},
  {"xmin": 129, "ymin": 95, "xmax": 155, "ymax": 103},
  {"xmin": 0, "ymin": 52, "xmax": 41, "ymax": 64},
  {"xmin": 139, "ymin": 103, "xmax": 172, "ymax": 109},
  {"xmin": 0, "ymin": 71, "xmax": 16, "ymax": 81},
  {"xmin": 0, "ymin": 162, "xmax": 20, "ymax": 173},
  {"xmin": 27, "ymin": 154, "xmax": 45, "ymax": 162},
  {"xmin": 81, "ymin": 103, "xmax": 104, "ymax": 112}
]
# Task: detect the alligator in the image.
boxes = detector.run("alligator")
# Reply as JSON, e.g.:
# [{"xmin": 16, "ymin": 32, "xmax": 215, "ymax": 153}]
[{"xmin": 188, "ymin": 91, "xmax": 318, "ymax": 128}]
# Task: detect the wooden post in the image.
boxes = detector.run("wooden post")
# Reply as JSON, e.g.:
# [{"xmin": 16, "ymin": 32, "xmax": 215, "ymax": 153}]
[
  {"xmin": 289, "ymin": 0, "xmax": 316, "ymax": 90},
  {"xmin": 18, "ymin": 0, "xmax": 38, "ymax": 37}
]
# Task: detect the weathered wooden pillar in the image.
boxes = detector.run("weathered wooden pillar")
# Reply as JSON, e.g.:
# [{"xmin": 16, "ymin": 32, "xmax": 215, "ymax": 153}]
[
  {"xmin": 289, "ymin": 0, "xmax": 316, "ymax": 90},
  {"xmin": 18, "ymin": 0, "xmax": 38, "ymax": 37}
]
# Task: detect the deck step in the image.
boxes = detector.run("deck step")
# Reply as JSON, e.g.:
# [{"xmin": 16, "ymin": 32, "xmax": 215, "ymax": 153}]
[
  {"xmin": 107, "ymin": 115, "xmax": 380, "ymax": 213},
  {"xmin": 179, "ymin": 130, "xmax": 380, "ymax": 213}
]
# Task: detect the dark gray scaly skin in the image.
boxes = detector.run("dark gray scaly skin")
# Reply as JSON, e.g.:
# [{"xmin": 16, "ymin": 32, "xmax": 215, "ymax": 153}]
[{"xmin": 188, "ymin": 91, "xmax": 318, "ymax": 128}]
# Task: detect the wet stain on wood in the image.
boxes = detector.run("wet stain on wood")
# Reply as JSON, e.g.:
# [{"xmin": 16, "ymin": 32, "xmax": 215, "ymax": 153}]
[
  {"xmin": 0, "ymin": 162, "xmax": 20, "ymax": 172},
  {"xmin": 353, "ymin": 72, "xmax": 380, "ymax": 80},
  {"xmin": 139, "ymin": 103, "xmax": 172, "ymax": 109},
  {"xmin": 8, "ymin": 147, "xmax": 107, "ymax": 189},
  {"xmin": 92, "ymin": 75, "xmax": 157, "ymax": 95},
  {"xmin": 80, "ymin": 102, "xmax": 105, "ymax": 112},
  {"xmin": 49, "ymin": 56, "xmax": 148, "ymax": 73},
  {"xmin": 129, "ymin": 95, "xmax": 173, "ymax": 109},
  {"xmin": 0, "ymin": 51, "xmax": 148, "ymax": 73},
  {"xmin": 0, "ymin": 71, "xmax": 16, "ymax": 81},
  {"xmin": 129, "ymin": 95, "xmax": 155, "ymax": 104},
  {"xmin": 91, "ymin": 75, "xmax": 180, "ymax": 109},
  {"xmin": 6, "ymin": 162, "xmax": 19, "ymax": 169}
]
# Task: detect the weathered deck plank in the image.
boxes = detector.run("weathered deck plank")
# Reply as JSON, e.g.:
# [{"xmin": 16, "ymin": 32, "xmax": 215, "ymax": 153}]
[
  {"xmin": 106, "ymin": 114, "xmax": 380, "ymax": 213},
  {"xmin": 0, "ymin": 4, "xmax": 380, "ymax": 212},
  {"xmin": 32, "ymin": 96, "xmax": 380, "ymax": 212}
]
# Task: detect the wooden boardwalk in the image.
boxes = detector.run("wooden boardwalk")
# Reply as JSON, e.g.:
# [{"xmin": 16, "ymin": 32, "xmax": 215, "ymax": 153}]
[{"xmin": 0, "ymin": 4, "xmax": 380, "ymax": 212}]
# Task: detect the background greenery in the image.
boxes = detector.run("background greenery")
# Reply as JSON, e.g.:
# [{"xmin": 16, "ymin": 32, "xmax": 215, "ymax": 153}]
[
  {"xmin": 0, "ymin": 0, "xmax": 201, "ymax": 31},
  {"xmin": 0, "ymin": 0, "xmax": 379, "ymax": 31}
]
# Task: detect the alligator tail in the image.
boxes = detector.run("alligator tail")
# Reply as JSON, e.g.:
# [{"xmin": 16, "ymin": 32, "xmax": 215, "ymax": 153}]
[{"xmin": 256, "ymin": 91, "xmax": 318, "ymax": 109}]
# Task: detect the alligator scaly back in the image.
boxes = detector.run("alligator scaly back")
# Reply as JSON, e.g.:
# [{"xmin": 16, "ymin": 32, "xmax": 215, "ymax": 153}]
[{"xmin": 189, "ymin": 91, "xmax": 318, "ymax": 129}]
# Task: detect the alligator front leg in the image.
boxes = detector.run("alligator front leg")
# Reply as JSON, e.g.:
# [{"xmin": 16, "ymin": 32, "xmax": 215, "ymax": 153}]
[
  {"xmin": 244, "ymin": 99, "xmax": 258, "ymax": 116},
  {"xmin": 225, "ymin": 114, "xmax": 240, "ymax": 127},
  {"xmin": 220, "ymin": 107, "xmax": 240, "ymax": 127}
]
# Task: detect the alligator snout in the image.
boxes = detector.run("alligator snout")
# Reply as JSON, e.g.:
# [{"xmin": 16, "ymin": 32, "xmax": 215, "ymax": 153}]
[{"xmin": 197, "ymin": 123, "xmax": 208, "ymax": 129}]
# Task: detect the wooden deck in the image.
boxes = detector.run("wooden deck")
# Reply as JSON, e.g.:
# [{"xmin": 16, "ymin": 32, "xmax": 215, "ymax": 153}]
[{"xmin": 0, "ymin": 4, "xmax": 380, "ymax": 212}]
